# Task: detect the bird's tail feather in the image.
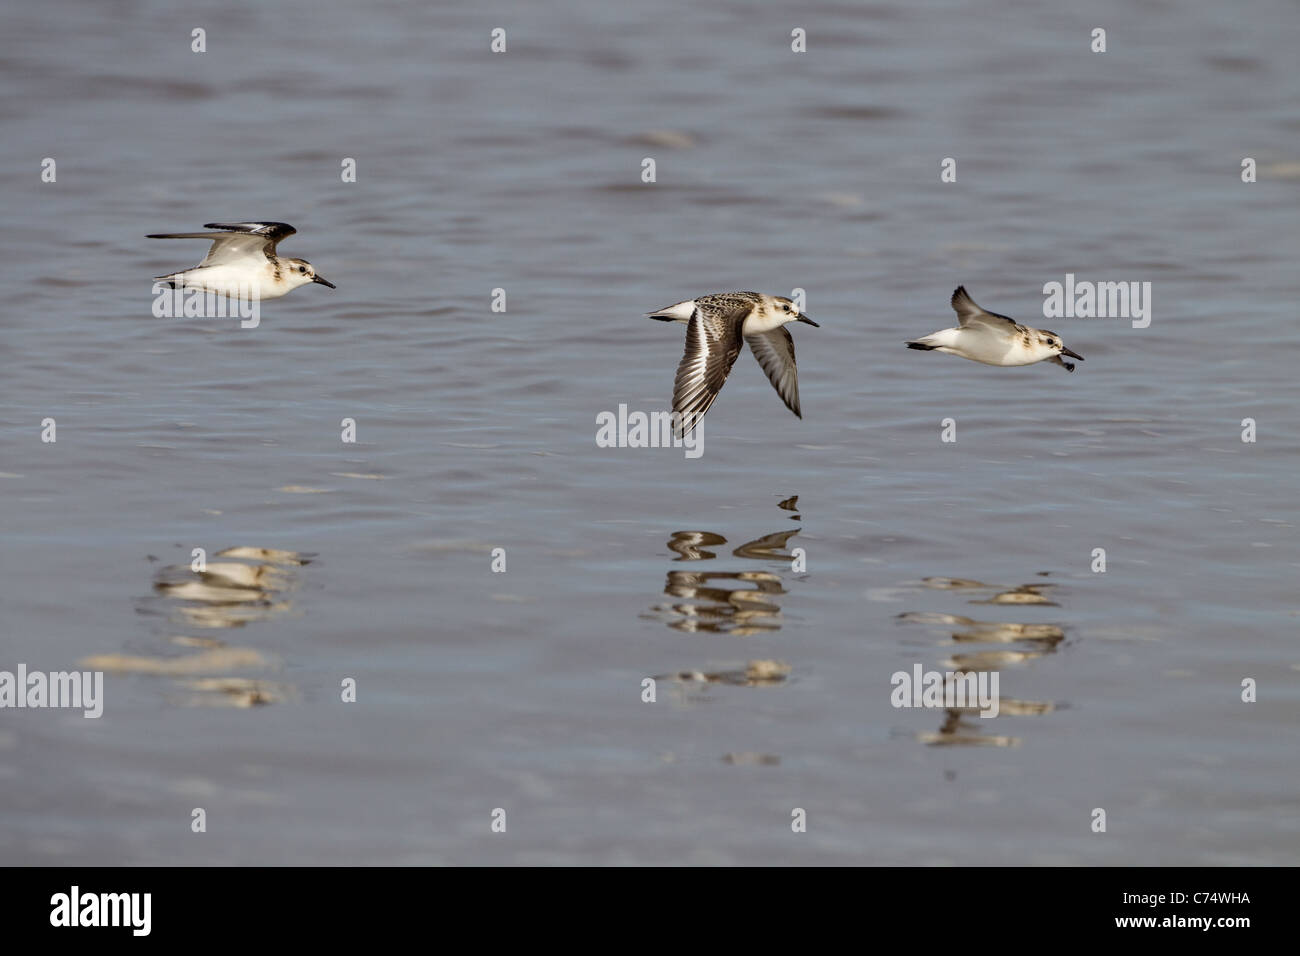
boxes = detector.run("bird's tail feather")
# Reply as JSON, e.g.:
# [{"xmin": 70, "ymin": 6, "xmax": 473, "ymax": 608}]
[{"xmin": 646, "ymin": 300, "xmax": 697, "ymax": 323}]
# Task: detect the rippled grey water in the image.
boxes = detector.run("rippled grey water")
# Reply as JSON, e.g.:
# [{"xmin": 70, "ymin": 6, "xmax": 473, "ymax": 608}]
[{"xmin": 3, "ymin": 0, "xmax": 1298, "ymax": 864}]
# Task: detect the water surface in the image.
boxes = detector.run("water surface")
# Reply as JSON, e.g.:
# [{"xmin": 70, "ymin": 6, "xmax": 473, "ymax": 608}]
[{"xmin": 2, "ymin": 0, "xmax": 1298, "ymax": 864}]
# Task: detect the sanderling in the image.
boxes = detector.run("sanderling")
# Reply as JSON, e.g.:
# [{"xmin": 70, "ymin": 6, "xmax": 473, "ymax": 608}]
[
  {"xmin": 648, "ymin": 292, "xmax": 819, "ymax": 431},
  {"xmin": 147, "ymin": 221, "xmax": 335, "ymax": 298},
  {"xmin": 907, "ymin": 286, "xmax": 1084, "ymax": 371}
]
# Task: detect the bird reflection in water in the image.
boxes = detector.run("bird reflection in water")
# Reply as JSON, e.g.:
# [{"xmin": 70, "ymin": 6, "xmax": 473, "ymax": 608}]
[
  {"xmin": 81, "ymin": 546, "xmax": 312, "ymax": 707},
  {"xmin": 649, "ymin": 512, "xmax": 803, "ymax": 636},
  {"xmin": 898, "ymin": 576, "xmax": 1066, "ymax": 746}
]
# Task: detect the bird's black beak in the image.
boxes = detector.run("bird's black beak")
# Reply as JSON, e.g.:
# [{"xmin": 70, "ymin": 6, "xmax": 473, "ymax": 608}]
[
  {"xmin": 1060, "ymin": 346, "xmax": 1083, "ymax": 360},
  {"xmin": 796, "ymin": 313, "xmax": 819, "ymax": 327},
  {"xmin": 311, "ymin": 274, "xmax": 336, "ymax": 289}
]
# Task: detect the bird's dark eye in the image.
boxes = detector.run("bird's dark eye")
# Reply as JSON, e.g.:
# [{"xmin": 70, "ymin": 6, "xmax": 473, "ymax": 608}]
[
  {"xmin": 298, "ymin": 266, "xmax": 306, "ymax": 273},
  {"xmin": 783, "ymin": 305, "xmax": 790, "ymax": 312}
]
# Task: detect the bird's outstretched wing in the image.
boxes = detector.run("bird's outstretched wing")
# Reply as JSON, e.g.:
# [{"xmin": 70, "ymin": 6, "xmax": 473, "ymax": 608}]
[
  {"xmin": 146, "ymin": 222, "xmax": 296, "ymax": 266},
  {"xmin": 745, "ymin": 327, "xmax": 801, "ymax": 418},
  {"xmin": 951, "ymin": 285, "xmax": 1024, "ymax": 332},
  {"xmin": 672, "ymin": 305, "xmax": 747, "ymax": 433},
  {"xmin": 200, "ymin": 222, "xmax": 296, "ymax": 240}
]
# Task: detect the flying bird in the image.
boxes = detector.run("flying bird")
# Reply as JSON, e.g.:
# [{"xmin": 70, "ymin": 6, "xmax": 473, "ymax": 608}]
[
  {"xmin": 147, "ymin": 221, "xmax": 335, "ymax": 299},
  {"xmin": 648, "ymin": 291, "xmax": 819, "ymax": 432},
  {"xmin": 908, "ymin": 286, "xmax": 1083, "ymax": 371}
]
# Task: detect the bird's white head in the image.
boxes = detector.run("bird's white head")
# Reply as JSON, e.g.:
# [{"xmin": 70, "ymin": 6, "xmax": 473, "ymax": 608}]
[
  {"xmin": 283, "ymin": 257, "xmax": 335, "ymax": 290},
  {"xmin": 1034, "ymin": 329, "xmax": 1083, "ymax": 364},
  {"xmin": 744, "ymin": 294, "xmax": 820, "ymax": 334}
]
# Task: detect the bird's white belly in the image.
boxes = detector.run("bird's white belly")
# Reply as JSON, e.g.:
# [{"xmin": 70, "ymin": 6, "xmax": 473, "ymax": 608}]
[
  {"xmin": 948, "ymin": 328, "xmax": 1037, "ymax": 366},
  {"xmin": 178, "ymin": 263, "xmax": 286, "ymax": 299}
]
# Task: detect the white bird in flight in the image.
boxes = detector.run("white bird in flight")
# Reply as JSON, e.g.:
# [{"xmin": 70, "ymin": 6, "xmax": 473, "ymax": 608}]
[
  {"xmin": 147, "ymin": 221, "xmax": 335, "ymax": 299},
  {"xmin": 908, "ymin": 286, "xmax": 1084, "ymax": 371}
]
